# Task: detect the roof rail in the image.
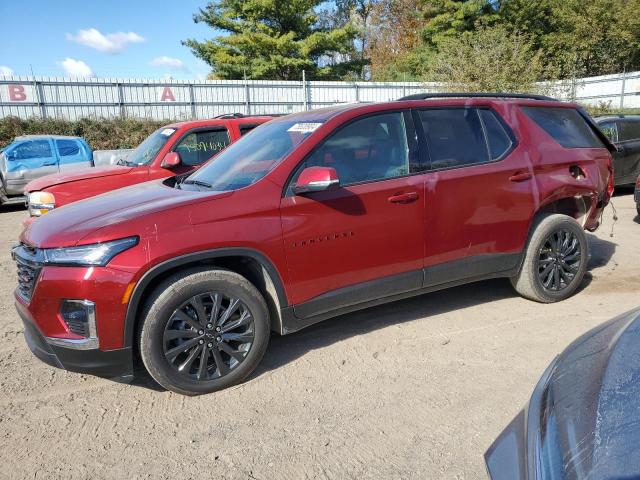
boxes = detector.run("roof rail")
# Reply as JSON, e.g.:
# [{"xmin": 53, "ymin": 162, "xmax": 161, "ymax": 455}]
[
  {"xmin": 398, "ymin": 92, "xmax": 558, "ymax": 102},
  {"xmin": 214, "ymin": 113, "xmax": 246, "ymax": 119}
]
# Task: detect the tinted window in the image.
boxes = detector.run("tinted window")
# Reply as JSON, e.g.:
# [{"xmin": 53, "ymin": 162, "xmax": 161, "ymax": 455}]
[
  {"xmin": 55, "ymin": 139, "xmax": 80, "ymax": 156},
  {"xmin": 522, "ymin": 107, "xmax": 603, "ymax": 148},
  {"xmin": 297, "ymin": 112, "xmax": 410, "ymax": 186},
  {"xmin": 419, "ymin": 108, "xmax": 488, "ymax": 169},
  {"xmin": 12, "ymin": 140, "xmax": 52, "ymax": 160},
  {"xmin": 618, "ymin": 120, "xmax": 640, "ymax": 142},
  {"xmin": 240, "ymin": 124, "xmax": 259, "ymax": 136},
  {"xmin": 175, "ymin": 128, "xmax": 231, "ymax": 166},
  {"xmin": 479, "ymin": 109, "xmax": 513, "ymax": 160},
  {"xmin": 598, "ymin": 121, "xmax": 619, "ymax": 143}
]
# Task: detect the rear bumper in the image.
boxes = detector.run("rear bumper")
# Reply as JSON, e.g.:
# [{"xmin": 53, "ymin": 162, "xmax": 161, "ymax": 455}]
[
  {"xmin": 17, "ymin": 300, "xmax": 133, "ymax": 379},
  {"xmin": 635, "ymin": 185, "xmax": 640, "ymax": 205}
]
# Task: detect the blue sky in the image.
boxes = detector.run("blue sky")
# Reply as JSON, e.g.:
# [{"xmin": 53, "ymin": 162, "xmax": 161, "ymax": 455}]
[{"xmin": 0, "ymin": 0, "xmax": 215, "ymax": 79}]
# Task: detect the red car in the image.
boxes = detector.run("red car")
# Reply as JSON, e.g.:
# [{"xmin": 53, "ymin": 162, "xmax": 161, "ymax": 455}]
[
  {"xmin": 14, "ymin": 94, "xmax": 615, "ymax": 395},
  {"xmin": 25, "ymin": 114, "xmax": 273, "ymax": 216}
]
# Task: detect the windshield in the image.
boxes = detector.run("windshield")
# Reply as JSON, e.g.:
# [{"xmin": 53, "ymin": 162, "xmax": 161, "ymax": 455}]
[
  {"xmin": 120, "ymin": 127, "xmax": 176, "ymax": 166},
  {"xmin": 182, "ymin": 119, "xmax": 321, "ymax": 191}
]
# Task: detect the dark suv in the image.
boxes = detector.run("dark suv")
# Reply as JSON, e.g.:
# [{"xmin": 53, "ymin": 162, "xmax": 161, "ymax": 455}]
[
  {"xmin": 596, "ymin": 114, "xmax": 640, "ymax": 186},
  {"xmin": 14, "ymin": 94, "xmax": 615, "ymax": 395}
]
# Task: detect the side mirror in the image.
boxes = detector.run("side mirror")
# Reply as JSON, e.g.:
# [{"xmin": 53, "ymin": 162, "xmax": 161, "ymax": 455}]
[
  {"xmin": 293, "ymin": 166, "xmax": 339, "ymax": 195},
  {"xmin": 161, "ymin": 152, "xmax": 181, "ymax": 168}
]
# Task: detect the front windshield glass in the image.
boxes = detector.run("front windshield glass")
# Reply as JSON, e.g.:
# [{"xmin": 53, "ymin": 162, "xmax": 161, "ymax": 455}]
[
  {"xmin": 120, "ymin": 127, "xmax": 176, "ymax": 166},
  {"xmin": 182, "ymin": 119, "xmax": 321, "ymax": 191}
]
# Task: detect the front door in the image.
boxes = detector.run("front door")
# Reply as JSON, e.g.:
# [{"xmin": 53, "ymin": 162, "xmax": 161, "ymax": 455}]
[
  {"xmin": 416, "ymin": 107, "xmax": 535, "ymax": 285},
  {"xmin": 616, "ymin": 119, "xmax": 640, "ymax": 184},
  {"xmin": 172, "ymin": 127, "xmax": 231, "ymax": 175},
  {"xmin": 55, "ymin": 138, "xmax": 92, "ymax": 172},
  {"xmin": 280, "ymin": 111, "xmax": 426, "ymax": 318}
]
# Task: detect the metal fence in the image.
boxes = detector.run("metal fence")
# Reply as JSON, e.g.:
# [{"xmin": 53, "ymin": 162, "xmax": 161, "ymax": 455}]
[{"xmin": 1, "ymin": 71, "xmax": 640, "ymax": 120}]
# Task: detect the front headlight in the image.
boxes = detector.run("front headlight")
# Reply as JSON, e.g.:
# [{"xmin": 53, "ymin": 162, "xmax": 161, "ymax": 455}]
[
  {"xmin": 28, "ymin": 191, "xmax": 56, "ymax": 216},
  {"xmin": 43, "ymin": 237, "xmax": 139, "ymax": 266}
]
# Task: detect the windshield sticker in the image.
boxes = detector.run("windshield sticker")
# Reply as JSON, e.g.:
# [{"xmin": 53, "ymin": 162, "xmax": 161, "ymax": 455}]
[
  {"xmin": 287, "ymin": 123, "xmax": 322, "ymax": 133},
  {"xmin": 161, "ymin": 128, "xmax": 176, "ymax": 137}
]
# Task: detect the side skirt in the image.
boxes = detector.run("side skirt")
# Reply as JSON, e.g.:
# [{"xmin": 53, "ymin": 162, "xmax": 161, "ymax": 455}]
[{"xmin": 281, "ymin": 253, "xmax": 522, "ymax": 335}]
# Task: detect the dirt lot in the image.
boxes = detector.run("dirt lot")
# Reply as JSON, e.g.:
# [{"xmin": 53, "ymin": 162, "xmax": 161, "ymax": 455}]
[{"xmin": 0, "ymin": 192, "xmax": 638, "ymax": 480}]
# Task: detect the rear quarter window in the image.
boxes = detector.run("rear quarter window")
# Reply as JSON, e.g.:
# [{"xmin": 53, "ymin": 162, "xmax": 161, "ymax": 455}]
[{"xmin": 522, "ymin": 107, "xmax": 604, "ymax": 149}]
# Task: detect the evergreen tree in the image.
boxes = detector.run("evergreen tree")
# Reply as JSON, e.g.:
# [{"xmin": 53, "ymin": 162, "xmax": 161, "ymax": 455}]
[{"xmin": 183, "ymin": 0, "xmax": 362, "ymax": 80}]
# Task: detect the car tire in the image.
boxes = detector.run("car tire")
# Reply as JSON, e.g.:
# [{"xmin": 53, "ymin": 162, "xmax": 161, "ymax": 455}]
[
  {"xmin": 511, "ymin": 214, "xmax": 588, "ymax": 303},
  {"xmin": 139, "ymin": 267, "xmax": 270, "ymax": 395}
]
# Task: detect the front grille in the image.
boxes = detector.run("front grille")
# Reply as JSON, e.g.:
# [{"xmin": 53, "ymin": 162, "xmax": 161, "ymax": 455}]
[
  {"xmin": 16, "ymin": 259, "xmax": 41, "ymax": 302},
  {"xmin": 12, "ymin": 243, "xmax": 44, "ymax": 303}
]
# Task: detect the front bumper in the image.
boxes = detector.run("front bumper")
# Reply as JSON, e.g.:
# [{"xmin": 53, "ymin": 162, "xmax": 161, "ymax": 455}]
[{"xmin": 16, "ymin": 300, "xmax": 133, "ymax": 379}]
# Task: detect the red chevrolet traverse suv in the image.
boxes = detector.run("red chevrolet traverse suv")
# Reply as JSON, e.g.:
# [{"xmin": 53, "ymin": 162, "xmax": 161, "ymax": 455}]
[
  {"xmin": 14, "ymin": 94, "xmax": 615, "ymax": 395},
  {"xmin": 25, "ymin": 114, "xmax": 273, "ymax": 216}
]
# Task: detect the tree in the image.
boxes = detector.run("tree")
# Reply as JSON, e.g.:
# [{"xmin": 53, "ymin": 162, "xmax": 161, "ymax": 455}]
[
  {"xmin": 183, "ymin": 0, "xmax": 361, "ymax": 80},
  {"xmin": 367, "ymin": 0, "xmax": 426, "ymax": 80},
  {"xmin": 424, "ymin": 25, "xmax": 556, "ymax": 93},
  {"xmin": 499, "ymin": 0, "xmax": 640, "ymax": 78}
]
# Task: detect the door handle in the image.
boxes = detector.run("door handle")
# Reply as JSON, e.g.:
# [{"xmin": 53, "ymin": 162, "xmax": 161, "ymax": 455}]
[
  {"xmin": 43, "ymin": 161, "xmax": 56, "ymax": 166},
  {"xmin": 388, "ymin": 191, "xmax": 418, "ymax": 204},
  {"xmin": 509, "ymin": 172, "xmax": 532, "ymax": 182}
]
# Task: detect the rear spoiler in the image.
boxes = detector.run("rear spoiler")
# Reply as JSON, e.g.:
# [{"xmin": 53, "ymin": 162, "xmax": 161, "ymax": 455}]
[{"xmin": 577, "ymin": 108, "xmax": 618, "ymax": 153}]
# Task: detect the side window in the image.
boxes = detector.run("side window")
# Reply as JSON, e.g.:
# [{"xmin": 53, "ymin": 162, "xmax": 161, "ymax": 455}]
[
  {"xmin": 296, "ymin": 112, "xmax": 410, "ymax": 186},
  {"xmin": 521, "ymin": 107, "xmax": 603, "ymax": 148},
  {"xmin": 174, "ymin": 128, "xmax": 231, "ymax": 166},
  {"xmin": 618, "ymin": 120, "xmax": 640, "ymax": 142},
  {"xmin": 599, "ymin": 121, "xmax": 619, "ymax": 143},
  {"xmin": 419, "ymin": 108, "xmax": 489, "ymax": 169},
  {"xmin": 239, "ymin": 124, "xmax": 259, "ymax": 136},
  {"xmin": 12, "ymin": 140, "xmax": 53, "ymax": 160},
  {"xmin": 478, "ymin": 109, "xmax": 514, "ymax": 160},
  {"xmin": 55, "ymin": 139, "xmax": 81, "ymax": 156}
]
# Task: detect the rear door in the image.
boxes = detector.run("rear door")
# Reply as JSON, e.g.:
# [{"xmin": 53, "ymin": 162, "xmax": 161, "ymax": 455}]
[
  {"xmin": 280, "ymin": 111, "xmax": 426, "ymax": 316},
  {"xmin": 4, "ymin": 139, "xmax": 58, "ymax": 194},
  {"xmin": 55, "ymin": 138, "xmax": 92, "ymax": 172},
  {"xmin": 416, "ymin": 106, "xmax": 535, "ymax": 285}
]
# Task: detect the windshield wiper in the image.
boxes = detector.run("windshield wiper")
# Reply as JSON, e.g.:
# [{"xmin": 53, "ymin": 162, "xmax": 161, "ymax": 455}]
[{"xmin": 182, "ymin": 179, "xmax": 213, "ymax": 188}]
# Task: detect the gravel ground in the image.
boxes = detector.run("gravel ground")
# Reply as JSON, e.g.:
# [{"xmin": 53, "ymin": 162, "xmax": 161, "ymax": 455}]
[{"xmin": 0, "ymin": 192, "xmax": 638, "ymax": 480}]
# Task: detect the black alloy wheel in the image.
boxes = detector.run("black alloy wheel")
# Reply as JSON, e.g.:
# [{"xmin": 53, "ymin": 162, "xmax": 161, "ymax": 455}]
[
  {"xmin": 537, "ymin": 229, "xmax": 581, "ymax": 292},
  {"xmin": 163, "ymin": 292, "xmax": 255, "ymax": 381}
]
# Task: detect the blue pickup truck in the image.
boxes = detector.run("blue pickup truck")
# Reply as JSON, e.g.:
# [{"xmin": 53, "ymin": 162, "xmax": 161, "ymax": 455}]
[{"xmin": 0, "ymin": 135, "xmax": 93, "ymax": 205}]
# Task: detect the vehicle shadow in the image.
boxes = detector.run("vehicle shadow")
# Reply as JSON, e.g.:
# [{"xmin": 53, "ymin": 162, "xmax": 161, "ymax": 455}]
[
  {"xmin": 255, "ymin": 279, "xmax": 519, "ymax": 380},
  {"xmin": 129, "ymin": 234, "xmax": 618, "ymax": 393},
  {"xmin": 587, "ymin": 233, "xmax": 617, "ymax": 271}
]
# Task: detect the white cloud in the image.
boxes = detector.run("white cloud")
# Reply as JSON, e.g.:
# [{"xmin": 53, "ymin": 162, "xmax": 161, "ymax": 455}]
[
  {"xmin": 60, "ymin": 58, "xmax": 94, "ymax": 77},
  {"xmin": 150, "ymin": 56, "xmax": 187, "ymax": 71},
  {"xmin": 66, "ymin": 28, "xmax": 145, "ymax": 54},
  {"xmin": 0, "ymin": 65, "xmax": 13, "ymax": 76}
]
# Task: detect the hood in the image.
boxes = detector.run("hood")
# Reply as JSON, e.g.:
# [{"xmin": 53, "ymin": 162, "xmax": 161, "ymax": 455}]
[
  {"xmin": 22, "ymin": 179, "xmax": 232, "ymax": 248},
  {"xmin": 486, "ymin": 307, "xmax": 640, "ymax": 480},
  {"xmin": 25, "ymin": 165, "xmax": 134, "ymax": 192}
]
